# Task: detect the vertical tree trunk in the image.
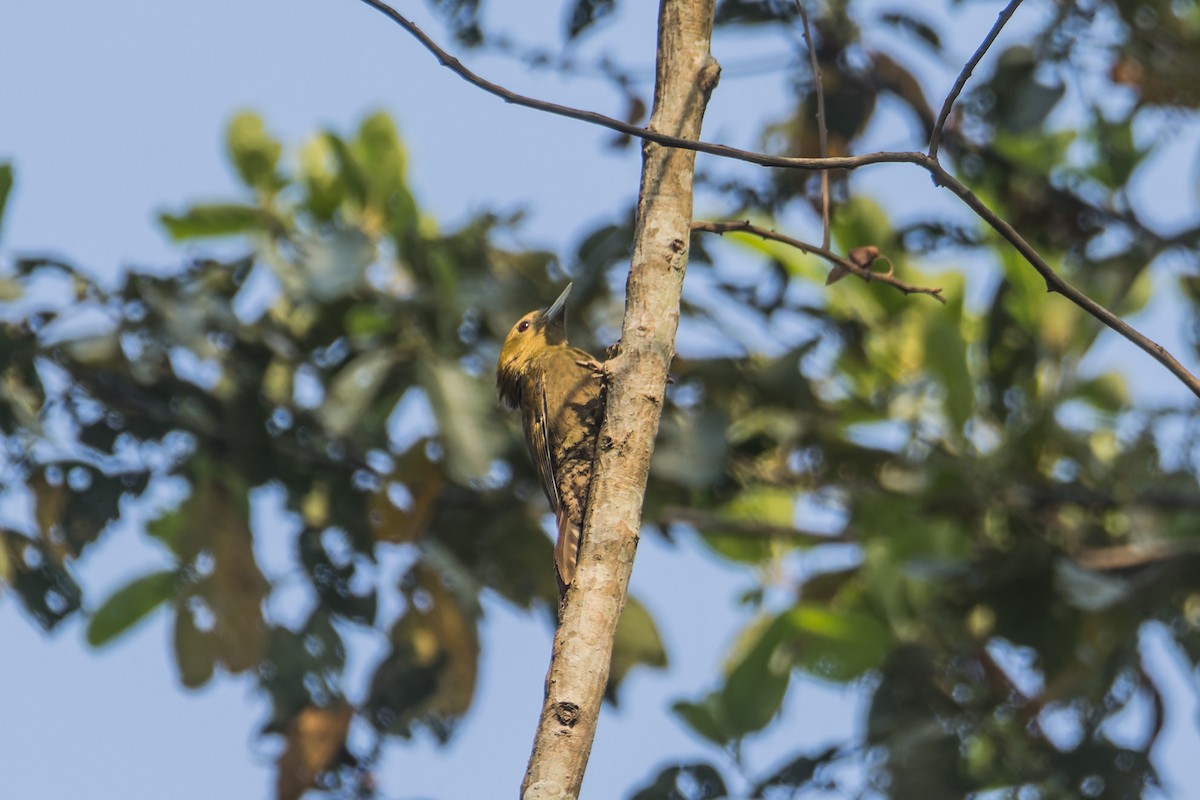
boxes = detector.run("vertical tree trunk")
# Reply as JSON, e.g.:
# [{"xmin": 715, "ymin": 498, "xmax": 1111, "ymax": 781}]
[{"xmin": 520, "ymin": 1, "xmax": 719, "ymax": 797}]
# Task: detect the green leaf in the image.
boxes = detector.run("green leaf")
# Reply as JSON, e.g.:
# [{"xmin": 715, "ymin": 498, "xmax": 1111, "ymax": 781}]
[
  {"xmin": 419, "ymin": 359, "xmax": 505, "ymax": 485},
  {"xmin": 174, "ymin": 598, "xmax": 216, "ymax": 688},
  {"xmin": 147, "ymin": 507, "xmax": 185, "ymax": 556},
  {"xmin": 751, "ymin": 748, "xmax": 839, "ymax": 796},
  {"xmin": 352, "ymin": 112, "xmax": 417, "ymax": 236},
  {"xmin": 320, "ymin": 349, "xmax": 398, "ymax": 439},
  {"xmin": 992, "ymin": 129, "xmax": 1076, "ymax": 174},
  {"xmin": 0, "ymin": 162, "xmax": 12, "ymax": 242},
  {"xmin": 299, "ymin": 135, "xmax": 344, "ymax": 221},
  {"xmin": 720, "ymin": 485, "xmax": 793, "ymax": 526},
  {"xmin": 261, "ymin": 610, "xmax": 347, "ymax": 728},
  {"xmin": 697, "ymin": 486, "xmax": 792, "ymax": 564},
  {"xmin": 1085, "ymin": 111, "xmax": 1148, "ymax": 190},
  {"xmin": 831, "ymin": 198, "xmax": 893, "ymax": 264},
  {"xmin": 0, "ymin": 530, "xmax": 82, "ymax": 630},
  {"xmin": 651, "ymin": 407, "xmax": 729, "ymax": 489},
  {"xmin": 782, "ymin": 604, "xmax": 892, "ymax": 681},
  {"xmin": 718, "ymin": 613, "xmax": 792, "ymax": 736},
  {"xmin": 322, "ymin": 132, "xmax": 368, "ymax": 211},
  {"xmin": 159, "ymin": 203, "xmax": 273, "ymax": 241},
  {"xmin": 879, "ymin": 11, "xmax": 941, "ymax": 51},
  {"xmin": 715, "ymin": 0, "xmax": 795, "ymax": 25},
  {"xmin": 987, "ymin": 47, "xmax": 1066, "ymax": 133},
  {"xmin": 924, "ymin": 313, "xmax": 974, "ymax": 431},
  {"xmin": 567, "ymin": 0, "xmax": 615, "ymax": 39},
  {"xmin": 356, "ymin": 112, "xmax": 406, "ymax": 181},
  {"xmin": 226, "ymin": 111, "xmax": 284, "ymax": 194},
  {"xmin": 607, "ymin": 596, "xmax": 668, "ymax": 703},
  {"xmin": 86, "ymin": 569, "xmax": 178, "ymax": 647},
  {"xmin": 672, "ymin": 696, "xmax": 730, "ymax": 747},
  {"xmin": 345, "ymin": 303, "xmax": 394, "ymax": 343},
  {"xmin": 1115, "ymin": 267, "xmax": 1153, "ymax": 317},
  {"xmin": 1071, "ymin": 372, "xmax": 1129, "ymax": 413},
  {"xmin": 629, "ymin": 762, "xmax": 728, "ymax": 800}
]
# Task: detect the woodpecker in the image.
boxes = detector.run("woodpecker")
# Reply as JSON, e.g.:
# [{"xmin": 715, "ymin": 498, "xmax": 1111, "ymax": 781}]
[{"xmin": 496, "ymin": 283, "xmax": 602, "ymax": 597}]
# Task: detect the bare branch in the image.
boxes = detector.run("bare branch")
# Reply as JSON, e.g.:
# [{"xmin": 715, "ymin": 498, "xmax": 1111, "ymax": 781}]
[
  {"xmin": 923, "ymin": 159, "xmax": 1200, "ymax": 398},
  {"xmin": 1074, "ymin": 539, "xmax": 1200, "ymax": 572},
  {"xmin": 693, "ymin": 219, "xmax": 946, "ymax": 302},
  {"xmin": 355, "ymin": 0, "xmax": 1200, "ymax": 398},
  {"xmin": 795, "ymin": 0, "xmax": 831, "ymax": 249},
  {"xmin": 928, "ymin": 0, "xmax": 1024, "ymax": 159}
]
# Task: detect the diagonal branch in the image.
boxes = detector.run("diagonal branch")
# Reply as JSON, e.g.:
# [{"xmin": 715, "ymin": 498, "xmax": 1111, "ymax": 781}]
[
  {"xmin": 923, "ymin": 159, "xmax": 1200, "ymax": 398},
  {"xmin": 354, "ymin": 0, "xmax": 1200, "ymax": 399},
  {"xmin": 692, "ymin": 219, "xmax": 945, "ymax": 302},
  {"xmin": 928, "ymin": 0, "xmax": 1024, "ymax": 160}
]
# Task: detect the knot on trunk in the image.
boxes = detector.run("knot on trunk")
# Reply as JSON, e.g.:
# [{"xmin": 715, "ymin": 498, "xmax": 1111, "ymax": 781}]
[{"xmin": 553, "ymin": 701, "xmax": 581, "ymax": 727}]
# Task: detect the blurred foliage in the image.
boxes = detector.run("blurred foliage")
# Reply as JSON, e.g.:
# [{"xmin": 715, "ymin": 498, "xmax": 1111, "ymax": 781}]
[
  {"xmin": 0, "ymin": 112, "xmax": 665, "ymax": 798},
  {"xmin": 3, "ymin": 0, "xmax": 1200, "ymax": 799}
]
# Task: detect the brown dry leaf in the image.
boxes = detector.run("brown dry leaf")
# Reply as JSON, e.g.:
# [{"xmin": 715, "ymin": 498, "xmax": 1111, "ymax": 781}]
[
  {"xmin": 176, "ymin": 470, "xmax": 270, "ymax": 675},
  {"xmin": 368, "ymin": 473, "xmax": 443, "ymax": 544},
  {"xmin": 365, "ymin": 564, "xmax": 479, "ymax": 737},
  {"xmin": 825, "ymin": 245, "xmax": 892, "ymax": 286},
  {"xmin": 276, "ymin": 704, "xmax": 354, "ymax": 800},
  {"xmin": 30, "ymin": 473, "xmax": 67, "ymax": 559},
  {"xmin": 848, "ymin": 245, "xmax": 881, "ymax": 269},
  {"xmin": 827, "ymin": 245, "xmax": 883, "ymax": 286},
  {"xmin": 173, "ymin": 597, "xmax": 216, "ymax": 688},
  {"xmin": 825, "ymin": 264, "xmax": 851, "ymax": 286}
]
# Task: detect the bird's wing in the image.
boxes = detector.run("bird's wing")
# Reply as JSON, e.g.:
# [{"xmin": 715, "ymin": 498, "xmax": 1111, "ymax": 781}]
[{"xmin": 526, "ymin": 371, "xmax": 561, "ymax": 514}]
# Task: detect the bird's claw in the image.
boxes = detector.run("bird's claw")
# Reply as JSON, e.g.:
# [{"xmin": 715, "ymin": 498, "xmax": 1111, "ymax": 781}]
[{"xmin": 576, "ymin": 359, "xmax": 606, "ymax": 379}]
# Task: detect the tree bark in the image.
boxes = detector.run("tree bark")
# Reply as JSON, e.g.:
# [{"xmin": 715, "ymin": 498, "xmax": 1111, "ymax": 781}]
[{"xmin": 520, "ymin": 1, "xmax": 719, "ymax": 798}]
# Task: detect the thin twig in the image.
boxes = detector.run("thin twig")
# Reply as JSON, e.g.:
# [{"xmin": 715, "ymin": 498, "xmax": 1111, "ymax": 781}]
[
  {"xmin": 355, "ymin": 0, "xmax": 1200, "ymax": 400},
  {"xmin": 922, "ymin": 160, "xmax": 1200, "ymax": 398},
  {"xmin": 928, "ymin": 0, "xmax": 1024, "ymax": 159},
  {"xmin": 1074, "ymin": 539, "xmax": 1200, "ymax": 572},
  {"xmin": 795, "ymin": 0, "xmax": 831, "ymax": 249},
  {"xmin": 693, "ymin": 220, "xmax": 946, "ymax": 302}
]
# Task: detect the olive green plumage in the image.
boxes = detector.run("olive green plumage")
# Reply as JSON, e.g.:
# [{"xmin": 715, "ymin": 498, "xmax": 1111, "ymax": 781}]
[{"xmin": 496, "ymin": 284, "xmax": 602, "ymax": 596}]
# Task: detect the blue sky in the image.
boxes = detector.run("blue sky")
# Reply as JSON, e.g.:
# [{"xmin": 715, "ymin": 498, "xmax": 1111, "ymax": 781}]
[{"xmin": 2, "ymin": 1, "xmax": 1199, "ymax": 798}]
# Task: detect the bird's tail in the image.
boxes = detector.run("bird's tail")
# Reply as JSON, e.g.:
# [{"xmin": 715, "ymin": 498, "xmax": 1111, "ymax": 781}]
[{"xmin": 554, "ymin": 514, "xmax": 581, "ymax": 597}]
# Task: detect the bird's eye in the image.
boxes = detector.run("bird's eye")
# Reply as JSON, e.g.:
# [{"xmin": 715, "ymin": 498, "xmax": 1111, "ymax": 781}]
[{"xmin": 517, "ymin": 320, "xmax": 531, "ymax": 333}]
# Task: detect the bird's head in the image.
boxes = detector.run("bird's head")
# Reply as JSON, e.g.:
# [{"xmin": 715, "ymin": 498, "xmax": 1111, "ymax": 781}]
[{"xmin": 496, "ymin": 283, "xmax": 572, "ymax": 408}]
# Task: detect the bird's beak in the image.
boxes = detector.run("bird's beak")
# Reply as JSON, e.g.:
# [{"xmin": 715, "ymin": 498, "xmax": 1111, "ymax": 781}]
[{"xmin": 544, "ymin": 283, "xmax": 572, "ymax": 323}]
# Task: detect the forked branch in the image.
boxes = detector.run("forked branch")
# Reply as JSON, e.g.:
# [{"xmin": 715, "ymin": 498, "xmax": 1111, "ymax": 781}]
[
  {"xmin": 353, "ymin": 3, "xmax": 1200, "ymax": 392},
  {"xmin": 929, "ymin": 0, "xmax": 1024, "ymax": 159},
  {"xmin": 692, "ymin": 220, "xmax": 945, "ymax": 302}
]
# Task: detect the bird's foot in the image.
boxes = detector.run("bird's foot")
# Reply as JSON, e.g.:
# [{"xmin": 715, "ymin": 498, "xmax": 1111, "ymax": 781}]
[{"xmin": 576, "ymin": 359, "xmax": 607, "ymax": 380}]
